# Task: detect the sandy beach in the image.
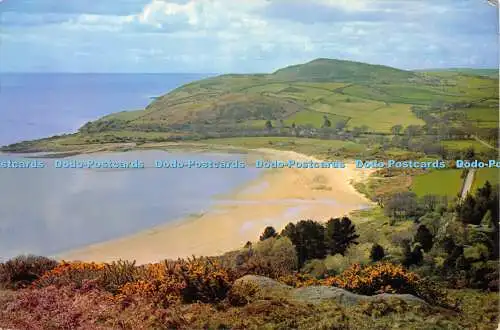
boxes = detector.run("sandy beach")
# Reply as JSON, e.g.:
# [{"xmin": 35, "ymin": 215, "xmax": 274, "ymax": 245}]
[{"xmin": 58, "ymin": 149, "xmax": 375, "ymax": 264}]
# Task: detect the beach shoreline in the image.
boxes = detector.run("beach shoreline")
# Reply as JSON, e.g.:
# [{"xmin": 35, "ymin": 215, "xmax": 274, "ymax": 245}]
[{"xmin": 57, "ymin": 148, "xmax": 375, "ymax": 264}]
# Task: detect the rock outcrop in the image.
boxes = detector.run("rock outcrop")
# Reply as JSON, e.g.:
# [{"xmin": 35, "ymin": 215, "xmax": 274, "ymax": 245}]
[{"xmin": 229, "ymin": 275, "xmax": 428, "ymax": 307}]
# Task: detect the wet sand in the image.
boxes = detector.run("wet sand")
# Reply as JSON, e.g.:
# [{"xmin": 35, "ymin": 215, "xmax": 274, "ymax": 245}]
[{"xmin": 58, "ymin": 149, "xmax": 375, "ymax": 264}]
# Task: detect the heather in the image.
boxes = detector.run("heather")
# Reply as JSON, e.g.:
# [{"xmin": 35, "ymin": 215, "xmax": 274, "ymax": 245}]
[{"xmin": 0, "ymin": 253, "xmax": 496, "ymax": 329}]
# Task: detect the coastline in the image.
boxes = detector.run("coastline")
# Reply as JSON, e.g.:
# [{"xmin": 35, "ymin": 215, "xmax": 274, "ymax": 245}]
[{"xmin": 57, "ymin": 147, "xmax": 375, "ymax": 264}]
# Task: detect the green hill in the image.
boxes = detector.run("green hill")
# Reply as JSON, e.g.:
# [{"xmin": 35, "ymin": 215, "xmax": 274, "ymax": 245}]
[
  {"xmin": 2, "ymin": 58, "xmax": 498, "ymax": 153},
  {"xmin": 272, "ymin": 58, "xmax": 418, "ymax": 83}
]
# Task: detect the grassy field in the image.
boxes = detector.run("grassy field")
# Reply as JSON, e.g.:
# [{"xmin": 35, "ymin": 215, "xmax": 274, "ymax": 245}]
[
  {"xmin": 410, "ymin": 169, "xmax": 463, "ymax": 197},
  {"xmin": 441, "ymin": 140, "xmax": 493, "ymax": 153},
  {"xmin": 283, "ymin": 110, "xmax": 347, "ymax": 127},
  {"xmin": 200, "ymin": 137, "xmax": 365, "ymax": 157},
  {"xmin": 347, "ymin": 104, "xmax": 424, "ymax": 132},
  {"xmin": 472, "ymin": 168, "xmax": 500, "ymax": 191}
]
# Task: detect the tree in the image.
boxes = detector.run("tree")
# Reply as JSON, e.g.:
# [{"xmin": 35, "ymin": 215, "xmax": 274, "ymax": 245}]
[
  {"xmin": 322, "ymin": 115, "xmax": 331, "ymax": 128},
  {"xmin": 324, "ymin": 217, "xmax": 359, "ymax": 256},
  {"xmin": 463, "ymin": 147, "xmax": 475, "ymax": 160},
  {"xmin": 384, "ymin": 192, "xmax": 421, "ymax": 220},
  {"xmin": 456, "ymin": 194, "xmax": 482, "ymax": 225},
  {"xmin": 441, "ymin": 235, "xmax": 456, "ymax": 254},
  {"xmin": 421, "ymin": 195, "xmax": 438, "ymax": 212},
  {"xmin": 401, "ymin": 240, "xmax": 423, "ymax": 267},
  {"xmin": 391, "ymin": 124, "xmax": 403, "ymax": 135},
  {"xmin": 265, "ymin": 120, "xmax": 273, "ymax": 130},
  {"xmin": 414, "ymin": 225, "xmax": 434, "ymax": 252},
  {"xmin": 281, "ymin": 220, "xmax": 326, "ymax": 267},
  {"xmin": 370, "ymin": 244, "xmax": 385, "ymax": 262},
  {"xmin": 260, "ymin": 226, "xmax": 278, "ymax": 241}
]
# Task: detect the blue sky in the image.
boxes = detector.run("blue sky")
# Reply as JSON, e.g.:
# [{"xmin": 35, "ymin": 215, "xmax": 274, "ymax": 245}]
[{"xmin": 1, "ymin": 0, "xmax": 498, "ymax": 73}]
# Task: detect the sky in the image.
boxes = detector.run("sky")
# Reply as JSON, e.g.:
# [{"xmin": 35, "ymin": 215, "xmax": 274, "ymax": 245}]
[{"xmin": 0, "ymin": 0, "xmax": 498, "ymax": 73}]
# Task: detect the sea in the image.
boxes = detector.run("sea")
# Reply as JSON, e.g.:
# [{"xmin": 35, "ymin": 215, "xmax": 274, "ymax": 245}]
[
  {"xmin": 0, "ymin": 73, "xmax": 213, "ymax": 146},
  {"xmin": 0, "ymin": 73, "xmax": 263, "ymax": 259}
]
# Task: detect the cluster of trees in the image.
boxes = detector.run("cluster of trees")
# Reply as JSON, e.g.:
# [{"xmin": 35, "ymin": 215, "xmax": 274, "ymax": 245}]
[
  {"xmin": 382, "ymin": 182, "xmax": 499, "ymax": 291},
  {"xmin": 259, "ymin": 217, "xmax": 359, "ymax": 267},
  {"xmin": 383, "ymin": 192, "xmax": 448, "ymax": 222}
]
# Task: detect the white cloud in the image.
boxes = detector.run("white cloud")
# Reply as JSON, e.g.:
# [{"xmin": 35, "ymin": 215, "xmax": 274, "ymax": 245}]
[
  {"xmin": 1, "ymin": 0, "xmax": 497, "ymax": 72},
  {"xmin": 317, "ymin": 0, "xmax": 371, "ymax": 11}
]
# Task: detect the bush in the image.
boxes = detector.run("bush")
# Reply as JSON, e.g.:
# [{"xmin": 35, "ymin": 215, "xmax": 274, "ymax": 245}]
[
  {"xmin": 278, "ymin": 272, "xmax": 320, "ymax": 288},
  {"xmin": 227, "ymin": 281, "xmax": 259, "ymax": 306},
  {"xmin": 370, "ymin": 244, "xmax": 385, "ymax": 262},
  {"xmin": 301, "ymin": 259, "xmax": 328, "ymax": 279},
  {"xmin": 174, "ymin": 257, "xmax": 236, "ymax": 304},
  {"xmin": 34, "ymin": 261, "xmax": 107, "ymax": 289},
  {"xmin": 414, "ymin": 225, "xmax": 434, "ymax": 252},
  {"xmin": 321, "ymin": 262, "xmax": 456, "ymax": 309},
  {"xmin": 33, "ymin": 260, "xmax": 139, "ymax": 294},
  {"xmin": 0, "ymin": 255, "xmax": 58, "ymax": 289},
  {"xmin": 322, "ymin": 263, "xmax": 420, "ymax": 295},
  {"xmin": 235, "ymin": 237, "xmax": 298, "ymax": 279},
  {"xmin": 259, "ymin": 226, "xmax": 278, "ymax": 241}
]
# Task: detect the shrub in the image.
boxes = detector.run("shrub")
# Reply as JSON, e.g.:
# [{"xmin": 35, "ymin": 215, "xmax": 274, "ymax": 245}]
[
  {"xmin": 100, "ymin": 260, "xmax": 139, "ymax": 294},
  {"xmin": 33, "ymin": 261, "xmax": 107, "ymax": 289},
  {"xmin": 278, "ymin": 272, "xmax": 320, "ymax": 288},
  {"xmin": 227, "ymin": 281, "xmax": 259, "ymax": 306},
  {"xmin": 32, "ymin": 260, "xmax": 140, "ymax": 295},
  {"xmin": 174, "ymin": 257, "xmax": 236, "ymax": 304},
  {"xmin": 259, "ymin": 226, "xmax": 278, "ymax": 241},
  {"xmin": 370, "ymin": 244, "xmax": 385, "ymax": 262},
  {"xmin": 235, "ymin": 237, "xmax": 298, "ymax": 279},
  {"xmin": 0, "ymin": 255, "xmax": 58, "ymax": 289},
  {"xmin": 301, "ymin": 259, "xmax": 328, "ymax": 279},
  {"xmin": 321, "ymin": 262, "xmax": 456, "ymax": 309},
  {"xmin": 117, "ymin": 278, "xmax": 184, "ymax": 308},
  {"xmin": 414, "ymin": 225, "xmax": 434, "ymax": 252},
  {"xmin": 322, "ymin": 263, "xmax": 420, "ymax": 295}
]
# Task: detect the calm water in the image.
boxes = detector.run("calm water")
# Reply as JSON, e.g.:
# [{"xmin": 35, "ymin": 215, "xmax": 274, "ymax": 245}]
[
  {"xmin": 0, "ymin": 73, "xmax": 266, "ymax": 260},
  {"xmin": 0, "ymin": 73, "xmax": 213, "ymax": 146},
  {"xmin": 0, "ymin": 151, "xmax": 261, "ymax": 259}
]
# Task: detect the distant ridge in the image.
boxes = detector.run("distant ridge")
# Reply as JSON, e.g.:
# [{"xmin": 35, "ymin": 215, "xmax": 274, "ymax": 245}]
[
  {"xmin": 418, "ymin": 68, "xmax": 498, "ymax": 79},
  {"xmin": 272, "ymin": 58, "xmax": 417, "ymax": 83}
]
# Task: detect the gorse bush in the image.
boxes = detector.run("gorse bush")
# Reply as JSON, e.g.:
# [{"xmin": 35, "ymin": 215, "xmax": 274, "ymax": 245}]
[
  {"xmin": 278, "ymin": 272, "xmax": 320, "ymax": 288},
  {"xmin": 0, "ymin": 255, "xmax": 58, "ymax": 289},
  {"xmin": 33, "ymin": 260, "xmax": 139, "ymax": 294},
  {"xmin": 321, "ymin": 262, "xmax": 456, "ymax": 309},
  {"xmin": 322, "ymin": 262, "xmax": 420, "ymax": 296},
  {"xmin": 34, "ymin": 261, "xmax": 107, "ymax": 289},
  {"xmin": 174, "ymin": 257, "xmax": 236, "ymax": 303}
]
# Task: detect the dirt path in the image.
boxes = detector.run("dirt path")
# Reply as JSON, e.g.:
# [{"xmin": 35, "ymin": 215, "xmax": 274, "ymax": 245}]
[{"xmin": 460, "ymin": 169, "xmax": 476, "ymax": 200}]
